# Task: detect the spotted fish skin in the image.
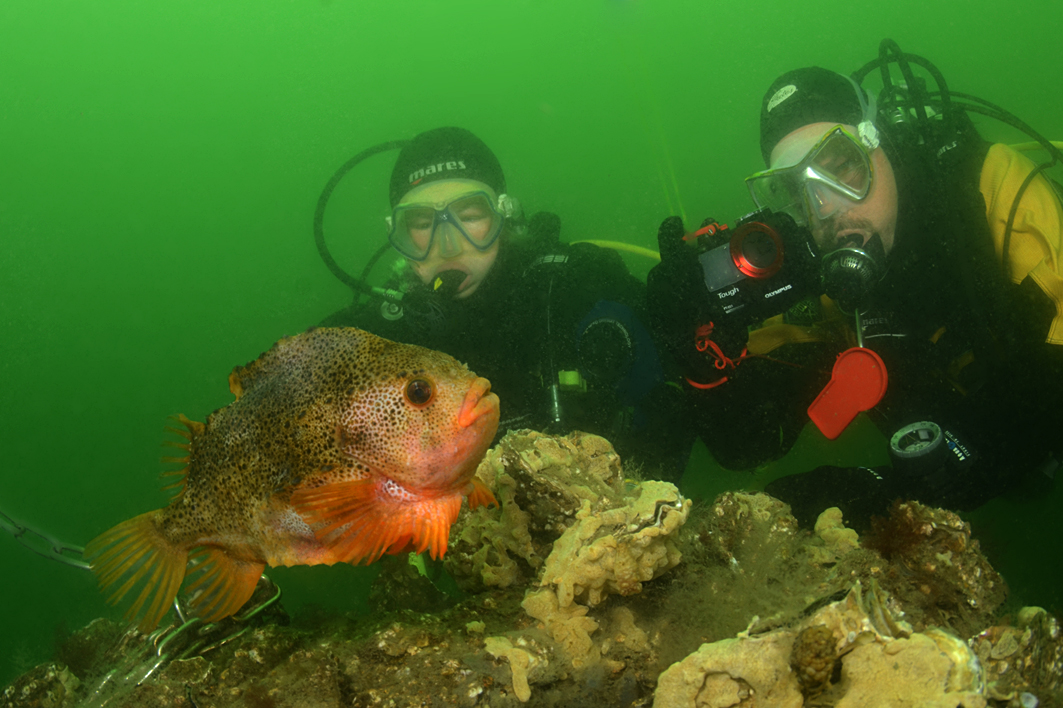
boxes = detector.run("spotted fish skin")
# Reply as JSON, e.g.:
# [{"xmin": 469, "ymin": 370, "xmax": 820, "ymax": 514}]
[{"xmin": 86, "ymin": 327, "xmax": 499, "ymax": 630}]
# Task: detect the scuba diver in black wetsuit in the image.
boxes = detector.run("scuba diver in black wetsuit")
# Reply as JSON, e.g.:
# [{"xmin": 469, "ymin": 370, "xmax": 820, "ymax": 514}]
[
  {"xmin": 648, "ymin": 40, "xmax": 1063, "ymax": 527},
  {"xmin": 319, "ymin": 127, "xmax": 690, "ymax": 479}
]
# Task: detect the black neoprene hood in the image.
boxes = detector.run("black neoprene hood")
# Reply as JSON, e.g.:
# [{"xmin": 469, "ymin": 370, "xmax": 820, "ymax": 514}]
[
  {"xmin": 759, "ymin": 66, "xmax": 867, "ymax": 166},
  {"xmin": 389, "ymin": 127, "xmax": 506, "ymax": 207}
]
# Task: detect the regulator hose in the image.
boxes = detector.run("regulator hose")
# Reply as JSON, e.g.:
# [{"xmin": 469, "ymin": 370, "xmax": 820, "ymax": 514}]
[{"xmin": 313, "ymin": 140, "xmax": 408, "ymax": 295}]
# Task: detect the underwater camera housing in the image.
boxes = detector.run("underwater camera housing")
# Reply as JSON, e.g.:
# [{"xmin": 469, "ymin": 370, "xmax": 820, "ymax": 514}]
[{"xmin": 692, "ymin": 209, "xmax": 819, "ymax": 331}]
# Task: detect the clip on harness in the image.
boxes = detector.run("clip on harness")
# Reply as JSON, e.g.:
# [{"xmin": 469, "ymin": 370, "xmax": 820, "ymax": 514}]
[{"xmin": 807, "ymin": 310, "xmax": 889, "ymax": 439}]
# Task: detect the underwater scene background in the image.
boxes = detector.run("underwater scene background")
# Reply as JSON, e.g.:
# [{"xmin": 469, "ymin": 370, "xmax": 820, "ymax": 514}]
[{"xmin": 1, "ymin": 0, "xmax": 1060, "ymax": 687}]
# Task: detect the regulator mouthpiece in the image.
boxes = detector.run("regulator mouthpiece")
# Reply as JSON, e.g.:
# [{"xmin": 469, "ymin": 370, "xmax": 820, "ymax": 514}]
[{"xmin": 821, "ymin": 235, "xmax": 886, "ymax": 310}]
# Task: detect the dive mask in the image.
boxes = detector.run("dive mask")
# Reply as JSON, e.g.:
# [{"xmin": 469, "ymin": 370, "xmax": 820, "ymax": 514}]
[
  {"xmin": 745, "ymin": 125, "xmax": 877, "ymax": 227},
  {"xmin": 386, "ymin": 190, "xmax": 516, "ymax": 261}
]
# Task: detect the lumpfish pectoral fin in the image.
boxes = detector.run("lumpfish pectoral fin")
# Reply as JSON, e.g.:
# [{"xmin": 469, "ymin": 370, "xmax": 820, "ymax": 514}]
[
  {"xmin": 183, "ymin": 548, "xmax": 265, "ymax": 623},
  {"xmin": 466, "ymin": 478, "xmax": 498, "ymax": 510},
  {"xmin": 84, "ymin": 511, "xmax": 188, "ymax": 632},
  {"xmin": 290, "ymin": 478, "xmax": 464, "ymax": 566}
]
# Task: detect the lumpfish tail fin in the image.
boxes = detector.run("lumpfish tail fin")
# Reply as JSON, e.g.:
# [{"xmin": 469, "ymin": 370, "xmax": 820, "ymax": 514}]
[
  {"xmin": 184, "ymin": 548, "xmax": 265, "ymax": 623},
  {"xmin": 84, "ymin": 511, "xmax": 188, "ymax": 632}
]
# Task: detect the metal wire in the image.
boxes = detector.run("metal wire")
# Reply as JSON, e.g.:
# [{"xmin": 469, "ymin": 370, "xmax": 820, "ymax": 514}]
[{"xmin": 0, "ymin": 505, "xmax": 90, "ymax": 570}]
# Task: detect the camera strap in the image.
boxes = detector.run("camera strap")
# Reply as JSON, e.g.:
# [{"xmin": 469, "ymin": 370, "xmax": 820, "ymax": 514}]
[{"xmin": 685, "ymin": 323, "xmax": 749, "ymax": 389}]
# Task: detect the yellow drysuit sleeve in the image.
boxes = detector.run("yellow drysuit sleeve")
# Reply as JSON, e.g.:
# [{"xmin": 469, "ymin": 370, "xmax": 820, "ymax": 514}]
[{"xmin": 980, "ymin": 143, "xmax": 1063, "ymax": 343}]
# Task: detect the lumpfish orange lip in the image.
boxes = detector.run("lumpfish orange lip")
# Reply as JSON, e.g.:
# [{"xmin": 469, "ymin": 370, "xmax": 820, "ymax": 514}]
[
  {"xmin": 85, "ymin": 328, "xmax": 499, "ymax": 631},
  {"xmin": 458, "ymin": 377, "xmax": 500, "ymax": 429}
]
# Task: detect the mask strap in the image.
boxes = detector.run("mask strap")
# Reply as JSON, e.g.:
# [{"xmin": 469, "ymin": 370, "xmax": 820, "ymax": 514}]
[
  {"xmin": 845, "ymin": 74, "xmax": 880, "ymax": 151},
  {"xmin": 497, "ymin": 193, "xmax": 521, "ymax": 219}
]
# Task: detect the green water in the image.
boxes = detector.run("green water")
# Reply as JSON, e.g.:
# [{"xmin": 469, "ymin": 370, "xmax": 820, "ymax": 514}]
[{"xmin": 1, "ymin": 0, "xmax": 1060, "ymax": 687}]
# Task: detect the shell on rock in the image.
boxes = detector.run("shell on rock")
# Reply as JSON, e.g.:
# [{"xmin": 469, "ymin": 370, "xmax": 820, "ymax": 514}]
[{"xmin": 923, "ymin": 627, "xmax": 985, "ymax": 694}]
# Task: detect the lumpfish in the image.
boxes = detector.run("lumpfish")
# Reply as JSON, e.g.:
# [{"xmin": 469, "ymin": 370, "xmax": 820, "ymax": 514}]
[{"xmin": 85, "ymin": 327, "xmax": 499, "ymax": 630}]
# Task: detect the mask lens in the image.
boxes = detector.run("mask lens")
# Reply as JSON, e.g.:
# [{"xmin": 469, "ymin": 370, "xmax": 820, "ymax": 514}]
[
  {"xmin": 389, "ymin": 206, "xmax": 436, "ymax": 260},
  {"xmin": 805, "ymin": 177, "xmax": 851, "ymax": 220},
  {"xmin": 445, "ymin": 194, "xmax": 502, "ymax": 248},
  {"xmin": 746, "ymin": 172, "xmax": 806, "ymax": 224},
  {"xmin": 811, "ymin": 131, "xmax": 871, "ymax": 195},
  {"xmin": 802, "ymin": 131, "xmax": 873, "ymax": 220}
]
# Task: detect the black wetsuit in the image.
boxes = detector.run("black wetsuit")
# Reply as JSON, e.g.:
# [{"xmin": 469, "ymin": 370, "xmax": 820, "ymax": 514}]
[
  {"xmin": 650, "ymin": 137, "xmax": 1063, "ymax": 526},
  {"xmin": 780, "ymin": 137, "xmax": 1063, "ymax": 527}
]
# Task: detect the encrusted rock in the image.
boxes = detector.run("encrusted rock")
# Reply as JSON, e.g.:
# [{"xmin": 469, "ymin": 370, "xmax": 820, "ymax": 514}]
[
  {"xmin": 810, "ymin": 507, "xmax": 860, "ymax": 565},
  {"xmin": 3, "ymin": 434, "xmax": 1044, "ymax": 708},
  {"xmin": 159, "ymin": 655, "xmax": 212, "ymax": 685},
  {"xmin": 697, "ymin": 491, "xmax": 802, "ymax": 568},
  {"xmin": 974, "ymin": 607, "xmax": 1063, "ymax": 703},
  {"xmin": 654, "ymin": 583, "xmax": 986, "ymax": 708},
  {"xmin": 653, "ymin": 630, "xmax": 804, "ymax": 708},
  {"xmin": 539, "ymin": 479, "xmax": 689, "ymax": 608},
  {"xmin": 1, "ymin": 664, "xmax": 79, "ymax": 708},
  {"xmin": 661, "ymin": 491, "xmax": 839, "ymax": 648},
  {"xmin": 483, "ymin": 635, "xmax": 549, "ymax": 703},
  {"xmin": 862, "ymin": 500, "xmax": 1006, "ymax": 637},
  {"xmin": 445, "ymin": 429, "xmax": 625, "ymax": 592},
  {"xmin": 53, "ymin": 617, "xmax": 124, "ymax": 679},
  {"xmin": 835, "ymin": 632, "xmax": 985, "ymax": 708},
  {"xmin": 513, "ymin": 456, "xmax": 689, "ymax": 671}
]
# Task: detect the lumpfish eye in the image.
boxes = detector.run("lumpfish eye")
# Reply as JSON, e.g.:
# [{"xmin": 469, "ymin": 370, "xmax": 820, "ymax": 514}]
[{"xmin": 405, "ymin": 378, "xmax": 433, "ymax": 406}]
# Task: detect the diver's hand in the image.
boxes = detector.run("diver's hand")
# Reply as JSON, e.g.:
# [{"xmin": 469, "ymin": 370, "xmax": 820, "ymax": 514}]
[
  {"xmin": 649, "ymin": 216, "xmax": 731, "ymax": 383},
  {"xmin": 527, "ymin": 211, "xmax": 561, "ymax": 245},
  {"xmin": 657, "ymin": 216, "xmax": 687, "ymax": 260},
  {"xmin": 764, "ymin": 465, "xmax": 897, "ymax": 530},
  {"xmin": 648, "ymin": 217, "xmax": 697, "ymax": 314},
  {"xmin": 651, "ymin": 215, "xmax": 759, "ymax": 379}
]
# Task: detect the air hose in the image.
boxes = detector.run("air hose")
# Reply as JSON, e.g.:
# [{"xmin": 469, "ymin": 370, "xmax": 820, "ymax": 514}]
[{"xmin": 313, "ymin": 140, "xmax": 408, "ymax": 300}]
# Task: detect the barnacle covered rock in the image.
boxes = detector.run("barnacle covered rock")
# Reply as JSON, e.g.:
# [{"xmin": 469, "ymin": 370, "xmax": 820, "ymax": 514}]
[
  {"xmin": 654, "ymin": 582, "xmax": 987, "ymax": 708},
  {"xmin": 863, "ymin": 500, "xmax": 1006, "ymax": 637},
  {"xmin": 974, "ymin": 606, "xmax": 1063, "ymax": 703},
  {"xmin": 444, "ymin": 430, "xmax": 625, "ymax": 592},
  {"xmin": 538, "ymin": 479, "xmax": 689, "ymax": 608},
  {"xmin": 1, "ymin": 664, "xmax": 80, "ymax": 708}
]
